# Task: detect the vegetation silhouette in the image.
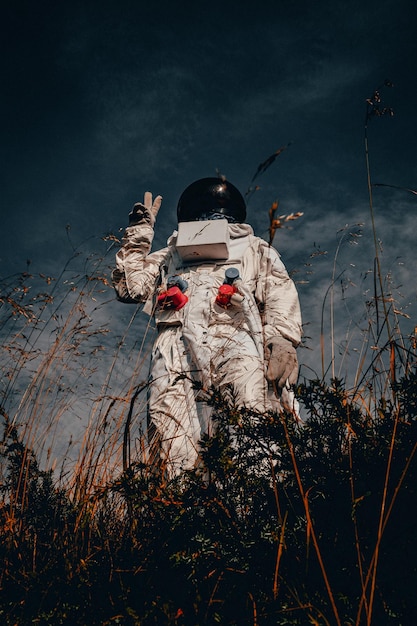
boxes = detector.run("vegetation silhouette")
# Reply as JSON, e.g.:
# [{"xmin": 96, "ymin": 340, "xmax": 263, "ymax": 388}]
[{"xmin": 1, "ymin": 367, "xmax": 417, "ymax": 624}]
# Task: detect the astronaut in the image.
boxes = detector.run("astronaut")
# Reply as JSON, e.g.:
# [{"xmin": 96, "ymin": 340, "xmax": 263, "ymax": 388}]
[{"xmin": 112, "ymin": 177, "xmax": 302, "ymax": 477}]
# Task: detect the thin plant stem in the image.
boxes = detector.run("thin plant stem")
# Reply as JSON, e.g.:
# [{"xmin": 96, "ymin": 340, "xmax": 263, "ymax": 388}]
[{"xmin": 277, "ymin": 398, "xmax": 342, "ymax": 626}]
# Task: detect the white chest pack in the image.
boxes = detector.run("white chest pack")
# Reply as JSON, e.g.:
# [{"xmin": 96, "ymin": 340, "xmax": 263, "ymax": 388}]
[{"xmin": 175, "ymin": 219, "xmax": 230, "ymax": 262}]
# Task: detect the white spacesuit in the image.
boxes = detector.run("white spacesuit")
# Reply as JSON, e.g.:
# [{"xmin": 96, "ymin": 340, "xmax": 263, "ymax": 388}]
[{"xmin": 112, "ymin": 178, "xmax": 302, "ymax": 477}]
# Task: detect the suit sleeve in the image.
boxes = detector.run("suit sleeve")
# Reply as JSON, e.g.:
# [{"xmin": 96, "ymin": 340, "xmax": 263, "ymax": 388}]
[
  {"xmin": 255, "ymin": 240, "xmax": 302, "ymax": 347},
  {"xmin": 111, "ymin": 223, "xmax": 168, "ymax": 304}
]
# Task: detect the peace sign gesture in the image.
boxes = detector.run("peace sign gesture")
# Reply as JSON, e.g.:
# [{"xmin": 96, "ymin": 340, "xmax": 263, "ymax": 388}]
[{"xmin": 129, "ymin": 191, "xmax": 162, "ymax": 227}]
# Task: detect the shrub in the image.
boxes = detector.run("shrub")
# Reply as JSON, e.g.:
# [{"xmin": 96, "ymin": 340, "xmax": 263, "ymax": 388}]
[{"xmin": 1, "ymin": 370, "xmax": 417, "ymax": 625}]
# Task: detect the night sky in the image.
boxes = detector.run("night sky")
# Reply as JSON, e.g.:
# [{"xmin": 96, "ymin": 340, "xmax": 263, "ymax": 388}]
[{"xmin": 2, "ymin": 0, "xmax": 417, "ymax": 408}]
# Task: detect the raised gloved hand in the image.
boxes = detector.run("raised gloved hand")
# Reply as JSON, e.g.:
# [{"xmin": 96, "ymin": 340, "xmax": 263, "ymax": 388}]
[
  {"xmin": 266, "ymin": 335, "xmax": 299, "ymax": 388},
  {"xmin": 129, "ymin": 191, "xmax": 162, "ymax": 227}
]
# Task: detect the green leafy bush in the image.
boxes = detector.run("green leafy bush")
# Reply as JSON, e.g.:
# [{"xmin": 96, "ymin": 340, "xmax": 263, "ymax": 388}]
[{"xmin": 1, "ymin": 370, "xmax": 417, "ymax": 625}]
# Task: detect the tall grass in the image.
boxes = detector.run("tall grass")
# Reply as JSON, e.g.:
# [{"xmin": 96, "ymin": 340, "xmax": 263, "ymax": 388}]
[
  {"xmin": 1, "ymin": 353, "xmax": 417, "ymax": 624},
  {"xmin": 0, "ymin": 240, "xmax": 153, "ymax": 500}
]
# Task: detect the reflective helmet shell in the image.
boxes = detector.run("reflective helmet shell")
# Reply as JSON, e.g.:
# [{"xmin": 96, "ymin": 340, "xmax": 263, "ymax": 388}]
[{"xmin": 177, "ymin": 177, "xmax": 247, "ymax": 223}]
